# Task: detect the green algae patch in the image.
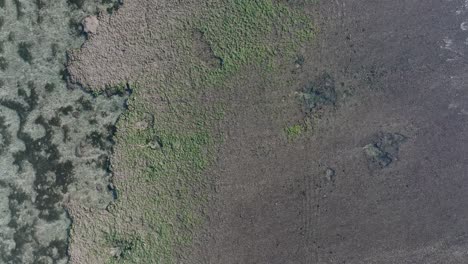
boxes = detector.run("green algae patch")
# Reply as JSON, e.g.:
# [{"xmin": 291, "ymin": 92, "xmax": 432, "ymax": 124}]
[
  {"xmin": 285, "ymin": 123, "xmax": 305, "ymax": 140},
  {"xmin": 102, "ymin": 80, "xmax": 223, "ymax": 263},
  {"xmin": 69, "ymin": 1, "xmax": 315, "ymax": 263},
  {"xmin": 197, "ymin": 0, "xmax": 314, "ymax": 79}
]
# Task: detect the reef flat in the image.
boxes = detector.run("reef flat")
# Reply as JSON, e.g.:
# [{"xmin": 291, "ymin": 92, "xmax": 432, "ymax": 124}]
[{"xmin": 0, "ymin": 0, "xmax": 124, "ymax": 263}]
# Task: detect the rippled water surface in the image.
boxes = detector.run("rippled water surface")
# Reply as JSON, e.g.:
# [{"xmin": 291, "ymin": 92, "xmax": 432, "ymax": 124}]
[{"xmin": 0, "ymin": 0, "xmax": 123, "ymax": 263}]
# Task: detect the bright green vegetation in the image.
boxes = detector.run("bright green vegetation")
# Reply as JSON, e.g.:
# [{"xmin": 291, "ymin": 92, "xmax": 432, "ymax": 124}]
[
  {"xmin": 81, "ymin": 1, "xmax": 314, "ymax": 263},
  {"xmin": 285, "ymin": 123, "xmax": 305, "ymax": 140},
  {"xmin": 198, "ymin": 0, "xmax": 314, "ymax": 77},
  {"xmin": 105, "ymin": 105, "xmax": 217, "ymax": 263}
]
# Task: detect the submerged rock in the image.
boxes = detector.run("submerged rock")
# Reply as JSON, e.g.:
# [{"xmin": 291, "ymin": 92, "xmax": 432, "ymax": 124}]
[
  {"xmin": 0, "ymin": 0, "xmax": 125, "ymax": 262},
  {"xmin": 363, "ymin": 132, "xmax": 407, "ymax": 169}
]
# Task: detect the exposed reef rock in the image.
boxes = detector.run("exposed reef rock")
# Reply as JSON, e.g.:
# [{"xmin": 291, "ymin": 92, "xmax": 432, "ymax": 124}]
[{"xmin": 82, "ymin": 15, "xmax": 99, "ymax": 34}]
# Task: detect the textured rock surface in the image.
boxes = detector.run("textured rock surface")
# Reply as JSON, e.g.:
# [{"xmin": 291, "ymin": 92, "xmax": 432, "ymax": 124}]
[
  {"xmin": 82, "ymin": 15, "xmax": 99, "ymax": 34},
  {"xmin": 67, "ymin": 0, "xmax": 468, "ymax": 264},
  {"xmin": 67, "ymin": 1, "xmax": 186, "ymax": 91}
]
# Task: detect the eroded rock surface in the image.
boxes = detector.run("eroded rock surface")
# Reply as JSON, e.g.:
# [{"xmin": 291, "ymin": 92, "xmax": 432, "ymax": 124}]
[
  {"xmin": 82, "ymin": 15, "xmax": 99, "ymax": 34},
  {"xmin": 67, "ymin": 1, "xmax": 191, "ymax": 90}
]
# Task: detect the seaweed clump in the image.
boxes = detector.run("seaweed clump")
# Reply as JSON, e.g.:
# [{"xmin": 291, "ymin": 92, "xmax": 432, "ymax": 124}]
[
  {"xmin": 18, "ymin": 42, "xmax": 33, "ymax": 63},
  {"xmin": 364, "ymin": 132, "xmax": 407, "ymax": 169}
]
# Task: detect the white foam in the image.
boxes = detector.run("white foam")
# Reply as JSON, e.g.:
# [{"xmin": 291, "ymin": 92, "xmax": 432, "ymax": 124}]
[{"xmin": 461, "ymin": 21, "xmax": 468, "ymax": 30}]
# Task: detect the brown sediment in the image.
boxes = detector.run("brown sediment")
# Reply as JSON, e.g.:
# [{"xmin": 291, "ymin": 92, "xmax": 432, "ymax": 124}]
[{"xmin": 68, "ymin": 0, "xmax": 468, "ymax": 264}]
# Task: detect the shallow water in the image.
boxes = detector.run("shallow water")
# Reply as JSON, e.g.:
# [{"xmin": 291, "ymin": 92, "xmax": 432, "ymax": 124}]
[{"xmin": 0, "ymin": 0, "xmax": 123, "ymax": 263}]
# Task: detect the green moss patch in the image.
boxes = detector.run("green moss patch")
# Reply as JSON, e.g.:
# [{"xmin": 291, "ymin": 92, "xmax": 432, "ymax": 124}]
[
  {"xmin": 72, "ymin": 1, "xmax": 315, "ymax": 263},
  {"xmin": 197, "ymin": 0, "xmax": 314, "ymax": 77},
  {"xmin": 285, "ymin": 123, "xmax": 306, "ymax": 140}
]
